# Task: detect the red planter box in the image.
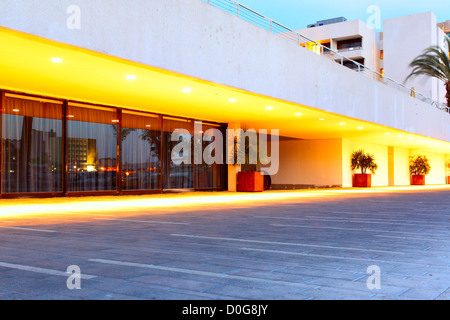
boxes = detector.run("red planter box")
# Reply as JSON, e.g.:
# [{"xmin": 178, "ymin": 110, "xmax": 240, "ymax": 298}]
[
  {"xmin": 352, "ymin": 174, "xmax": 372, "ymax": 188},
  {"xmin": 447, "ymin": 176, "xmax": 450, "ymax": 184},
  {"xmin": 237, "ymin": 172, "xmax": 264, "ymax": 192},
  {"xmin": 411, "ymin": 175, "xmax": 425, "ymax": 185}
]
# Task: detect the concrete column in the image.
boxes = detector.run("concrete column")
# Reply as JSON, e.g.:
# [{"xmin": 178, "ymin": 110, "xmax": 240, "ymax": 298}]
[
  {"xmin": 446, "ymin": 155, "xmax": 450, "ymax": 184},
  {"xmin": 388, "ymin": 146, "xmax": 395, "ymax": 186}
]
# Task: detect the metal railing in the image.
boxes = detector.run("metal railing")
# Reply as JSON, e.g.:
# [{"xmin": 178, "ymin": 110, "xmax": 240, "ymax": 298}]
[
  {"xmin": 338, "ymin": 46, "xmax": 363, "ymax": 52},
  {"xmin": 203, "ymin": 0, "xmax": 449, "ymax": 113}
]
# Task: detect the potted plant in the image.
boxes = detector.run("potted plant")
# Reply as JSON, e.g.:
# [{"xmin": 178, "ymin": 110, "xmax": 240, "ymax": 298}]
[
  {"xmin": 409, "ymin": 155, "xmax": 431, "ymax": 185},
  {"xmin": 351, "ymin": 149, "xmax": 378, "ymax": 187},
  {"xmin": 232, "ymin": 129, "xmax": 264, "ymax": 192},
  {"xmin": 446, "ymin": 160, "xmax": 450, "ymax": 184}
]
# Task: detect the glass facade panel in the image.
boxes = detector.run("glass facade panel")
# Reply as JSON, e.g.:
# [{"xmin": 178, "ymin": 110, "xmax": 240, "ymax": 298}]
[
  {"xmin": 67, "ymin": 104, "xmax": 118, "ymax": 192},
  {"xmin": 121, "ymin": 112, "xmax": 162, "ymax": 191},
  {"xmin": 194, "ymin": 122, "xmax": 223, "ymax": 190},
  {"xmin": 163, "ymin": 118, "xmax": 194, "ymax": 189},
  {"xmin": 0, "ymin": 91, "xmax": 225, "ymax": 198},
  {"xmin": 1, "ymin": 96, "xmax": 63, "ymax": 193}
]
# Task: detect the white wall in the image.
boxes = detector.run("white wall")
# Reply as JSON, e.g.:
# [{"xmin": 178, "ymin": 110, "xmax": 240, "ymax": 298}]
[
  {"xmin": 1, "ymin": 0, "xmax": 450, "ymax": 143},
  {"xmin": 390, "ymin": 147, "xmax": 445, "ymax": 186},
  {"xmin": 270, "ymin": 139, "xmax": 343, "ymax": 187},
  {"xmin": 393, "ymin": 147, "xmax": 411, "ymax": 186},
  {"xmin": 409, "ymin": 149, "xmax": 446, "ymax": 184},
  {"xmin": 383, "ymin": 12, "xmax": 445, "ymax": 104},
  {"xmin": 272, "ymin": 138, "xmax": 447, "ymax": 188},
  {"xmin": 436, "ymin": 28, "xmax": 448, "ymax": 105}
]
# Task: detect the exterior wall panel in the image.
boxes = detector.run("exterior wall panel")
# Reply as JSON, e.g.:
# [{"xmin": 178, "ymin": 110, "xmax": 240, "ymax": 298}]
[{"xmin": 270, "ymin": 139, "xmax": 343, "ymax": 188}]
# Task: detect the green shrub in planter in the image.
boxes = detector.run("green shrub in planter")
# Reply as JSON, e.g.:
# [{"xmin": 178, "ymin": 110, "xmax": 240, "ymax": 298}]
[
  {"xmin": 351, "ymin": 150, "xmax": 378, "ymax": 187},
  {"xmin": 409, "ymin": 155, "xmax": 431, "ymax": 185}
]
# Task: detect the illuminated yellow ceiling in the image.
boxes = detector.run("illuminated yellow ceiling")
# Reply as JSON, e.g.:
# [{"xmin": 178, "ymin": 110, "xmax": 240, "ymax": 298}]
[{"xmin": 0, "ymin": 26, "xmax": 449, "ymax": 154}]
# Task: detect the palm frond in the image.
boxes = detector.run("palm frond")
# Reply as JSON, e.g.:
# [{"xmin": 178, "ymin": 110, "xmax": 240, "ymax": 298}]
[{"xmin": 406, "ymin": 42, "xmax": 450, "ymax": 84}]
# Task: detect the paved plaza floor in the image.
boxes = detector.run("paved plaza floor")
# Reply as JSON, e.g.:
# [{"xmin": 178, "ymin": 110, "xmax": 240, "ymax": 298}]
[{"xmin": 0, "ymin": 186, "xmax": 449, "ymax": 300}]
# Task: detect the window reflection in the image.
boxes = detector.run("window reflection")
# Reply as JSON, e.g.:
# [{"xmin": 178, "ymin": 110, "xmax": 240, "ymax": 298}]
[
  {"xmin": 194, "ymin": 122, "xmax": 223, "ymax": 190},
  {"xmin": 67, "ymin": 104, "xmax": 117, "ymax": 192},
  {"xmin": 0, "ymin": 94, "xmax": 225, "ymax": 196},
  {"xmin": 163, "ymin": 118, "xmax": 194, "ymax": 189},
  {"xmin": 121, "ymin": 112, "xmax": 162, "ymax": 190},
  {"xmin": 2, "ymin": 96, "xmax": 63, "ymax": 193}
]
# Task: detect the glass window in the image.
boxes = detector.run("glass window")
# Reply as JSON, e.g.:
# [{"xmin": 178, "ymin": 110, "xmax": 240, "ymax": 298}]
[
  {"xmin": 67, "ymin": 103, "xmax": 117, "ymax": 192},
  {"xmin": 194, "ymin": 122, "xmax": 223, "ymax": 190},
  {"xmin": 2, "ymin": 95, "xmax": 63, "ymax": 193},
  {"xmin": 337, "ymin": 38, "xmax": 362, "ymax": 51},
  {"xmin": 322, "ymin": 42, "xmax": 331, "ymax": 54},
  {"xmin": 163, "ymin": 117, "xmax": 193, "ymax": 189},
  {"xmin": 121, "ymin": 111, "xmax": 162, "ymax": 191},
  {"xmin": 1, "ymin": 92, "xmax": 226, "ymax": 197},
  {"xmin": 343, "ymin": 58, "xmax": 365, "ymax": 71}
]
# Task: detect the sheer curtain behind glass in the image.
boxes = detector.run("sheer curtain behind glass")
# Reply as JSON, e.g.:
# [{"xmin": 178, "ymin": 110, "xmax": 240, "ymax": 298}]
[
  {"xmin": 2, "ymin": 96, "xmax": 63, "ymax": 193},
  {"xmin": 67, "ymin": 104, "xmax": 117, "ymax": 192},
  {"xmin": 194, "ymin": 122, "xmax": 223, "ymax": 190},
  {"xmin": 121, "ymin": 112, "xmax": 162, "ymax": 191},
  {"xmin": 163, "ymin": 118, "xmax": 193, "ymax": 189}
]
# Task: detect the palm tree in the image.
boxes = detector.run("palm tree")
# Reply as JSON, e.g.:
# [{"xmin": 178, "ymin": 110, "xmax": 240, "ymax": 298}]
[
  {"xmin": 351, "ymin": 149, "xmax": 378, "ymax": 175},
  {"xmin": 406, "ymin": 37, "xmax": 450, "ymax": 111}
]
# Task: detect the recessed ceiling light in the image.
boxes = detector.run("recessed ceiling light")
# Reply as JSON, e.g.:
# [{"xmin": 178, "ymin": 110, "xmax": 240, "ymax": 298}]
[
  {"xmin": 357, "ymin": 127, "xmax": 364, "ymax": 130},
  {"xmin": 398, "ymin": 135, "xmax": 404, "ymax": 138},
  {"xmin": 385, "ymin": 133, "xmax": 391, "ymax": 136},
  {"xmin": 318, "ymin": 118, "xmax": 325, "ymax": 121},
  {"xmin": 418, "ymin": 140, "xmax": 423, "ymax": 142},
  {"xmin": 339, "ymin": 122, "xmax": 346, "ymax": 126},
  {"xmin": 51, "ymin": 57, "xmax": 63, "ymax": 63},
  {"xmin": 182, "ymin": 88, "xmax": 192, "ymax": 94},
  {"xmin": 408, "ymin": 137, "xmax": 413, "ymax": 140},
  {"xmin": 125, "ymin": 74, "xmax": 136, "ymax": 81},
  {"xmin": 229, "ymin": 98, "xmax": 237, "ymax": 103},
  {"xmin": 145, "ymin": 125, "xmax": 151, "ymax": 128},
  {"xmin": 295, "ymin": 113, "xmax": 303, "ymax": 116},
  {"xmin": 12, "ymin": 109, "xmax": 20, "ymax": 112},
  {"xmin": 266, "ymin": 106, "xmax": 274, "ymax": 110}
]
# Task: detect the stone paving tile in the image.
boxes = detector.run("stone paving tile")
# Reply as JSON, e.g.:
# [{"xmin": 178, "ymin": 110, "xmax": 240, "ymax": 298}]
[
  {"xmin": 0, "ymin": 189, "xmax": 450, "ymax": 300},
  {"xmin": 197, "ymin": 283, "xmax": 304, "ymax": 300},
  {"xmin": 435, "ymin": 287, "xmax": 450, "ymax": 300},
  {"xmin": 128, "ymin": 274, "xmax": 227, "ymax": 293}
]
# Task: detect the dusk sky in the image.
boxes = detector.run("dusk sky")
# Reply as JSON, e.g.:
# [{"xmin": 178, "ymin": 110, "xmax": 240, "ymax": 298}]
[{"xmin": 236, "ymin": 0, "xmax": 450, "ymax": 31}]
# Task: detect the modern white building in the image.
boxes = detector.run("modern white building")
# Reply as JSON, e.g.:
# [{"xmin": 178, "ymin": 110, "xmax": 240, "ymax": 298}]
[
  {"xmin": 298, "ymin": 11, "xmax": 449, "ymax": 106},
  {"xmin": 0, "ymin": 0, "xmax": 450, "ymax": 198},
  {"xmin": 437, "ymin": 20, "xmax": 450, "ymax": 37},
  {"xmin": 384, "ymin": 12, "xmax": 448, "ymax": 105},
  {"xmin": 299, "ymin": 18, "xmax": 381, "ymax": 73}
]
